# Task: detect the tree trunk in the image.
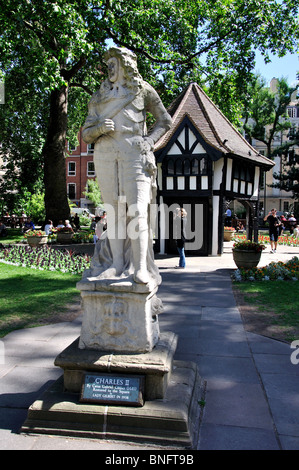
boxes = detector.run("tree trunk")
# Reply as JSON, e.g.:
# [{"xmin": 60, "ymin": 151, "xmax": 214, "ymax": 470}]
[{"xmin": 43, "ymin": 85, "xmax": 70, "ymax": 225}]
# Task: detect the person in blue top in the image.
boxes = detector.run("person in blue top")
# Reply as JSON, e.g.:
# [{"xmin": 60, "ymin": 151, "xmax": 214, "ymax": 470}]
[{"xmin": 23, "ymin": 217, "xmax": 35, "ymax": 233}]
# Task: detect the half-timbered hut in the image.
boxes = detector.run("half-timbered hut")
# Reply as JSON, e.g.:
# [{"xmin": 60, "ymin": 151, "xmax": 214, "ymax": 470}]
[{"xmin": 154, "ymin": 83, "xmax": 274, "ymax": 256}]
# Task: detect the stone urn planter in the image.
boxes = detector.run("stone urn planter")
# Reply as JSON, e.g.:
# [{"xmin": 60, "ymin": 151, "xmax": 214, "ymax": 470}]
[
  {"xmin": 56, "ymin": 232, "xmax": 74, "ymax": 244},
  {"xmin": 232, "ymin": 248, "xmax": 262, "ymax": 269},
  {"xmin": 223, "ymin": 228, "xmax": 235, "ymax": 241},
  {"xmin": 27, "ymin": 235, "xmax": 48, "ymax": 248}
]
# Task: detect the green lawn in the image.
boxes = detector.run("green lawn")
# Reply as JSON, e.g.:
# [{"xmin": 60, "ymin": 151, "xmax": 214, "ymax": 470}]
[
  {"xmin": 0, "ymin": 263, "xmax": 81, "ymax": 337},
  {"xmin": 1, "ymin": 228, "xmax": 25, "ymax": 244},
  {"xmin": 234, "ymin": 280, "xmax": 299, "ymax": 342}
]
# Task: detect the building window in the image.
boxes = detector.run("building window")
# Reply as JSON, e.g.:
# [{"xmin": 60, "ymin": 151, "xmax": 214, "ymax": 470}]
[
  {"xmin": 175, "ymin": 159, "xmax": 183, "ymax": 175},
  {"xmin": 68, "ymin": 142, "xmax": 76, "ymax": 152},
  {"xmin": 68, "ymin": 183, "xmax": 76, "ymax": 199},
  {"xmin": 167, "ymin": 160, "xmax": 174, "ymax": 175},
  {"xmin": 287, "ymin": 107, "xmax": 297, "ymax": 118},
  {"xmin": 88, "ymin": 143, "xmax": 94, "ymax": 153},
  {"xmin": 184, "ymin": 159, "xmax": 190, "ymax": 175},
  {"xmin": 68, "ymin": 161, "xmax": 76, "ymax": 176},
  {"xmin": 200, "ymin": 157, "xmax": 208, "ymax": 175},
  {"xmin": 87, "ymin": 161, "xmax": 95, "ymax": 176},
  {"xmin": 288, "ymin": 126, "xmax": 297, "ymax": 141},
  {"xmin": 233, "ymin": 162, "xmax": 254, "ymax": 194},
  {"xmin": 191, "ymin": 158, "xmax": 199, "ymax": 175},
  {"xmin": 283, "ymin": 201, "xmax": 289, "ymax": 212}
]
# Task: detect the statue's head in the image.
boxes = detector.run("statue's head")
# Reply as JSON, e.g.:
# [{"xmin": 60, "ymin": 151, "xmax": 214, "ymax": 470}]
[{"xmin": 104, "ymin": 46, "xmax": 142, "ymax": 92}]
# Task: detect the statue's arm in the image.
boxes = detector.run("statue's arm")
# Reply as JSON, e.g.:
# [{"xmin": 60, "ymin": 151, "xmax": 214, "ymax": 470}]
[
  {"xmin": 144, "ymin": 84, "xmax": 172, "ymax": 147},
  {"xmin": 82, "ymin": 94, "xmax": 114, "ymax": 144}
]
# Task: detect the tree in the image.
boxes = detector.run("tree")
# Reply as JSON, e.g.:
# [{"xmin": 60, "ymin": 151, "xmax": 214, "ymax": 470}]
[
  {"xmin": 83, "ymin": 179, "xmax": 104, "ymax": 210},
  {"xmin": 243, "ymin": 76, "xmax": 299, "ymax": 158},
  {"xmin": 272, "ymin": 131, "xmax": 299, "ymax": 206},
  {"xmin": 1, "ymin": 0, "xmax": 298, "ymax": 222},
  {"xmin": 242, "ymin": 75, "xmax": 299, "ymax": 211}
]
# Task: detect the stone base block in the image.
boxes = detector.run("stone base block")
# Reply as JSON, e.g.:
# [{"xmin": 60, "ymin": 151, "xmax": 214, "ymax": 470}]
[
  {"xmin": 55, "ymin": 332, "xmax": 178, "ymax": 400},
  {"xmin": 21, "ymin": 361, "xmax": 205, "ymax": 449},
  {"xmin": 77, "ymin": 278, "xmax": 163, "ymax": 353}
]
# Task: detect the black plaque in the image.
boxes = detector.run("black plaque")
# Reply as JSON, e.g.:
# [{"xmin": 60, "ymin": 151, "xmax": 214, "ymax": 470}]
[{"xmin": 80, "ymin": 373, "xmax": 145, "ymax": 406}]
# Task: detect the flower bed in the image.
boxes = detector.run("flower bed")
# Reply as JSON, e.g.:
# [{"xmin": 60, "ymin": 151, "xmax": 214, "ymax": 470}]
[
  {"xmin": 233, "ymin": 234, "xmax": 299, "ymax": 248},
  {"xmin": 47, "ymin": 230, "xmax": 94, "ymax": 244},
  {"xmin": 233, "ymin": 256, "xmax": 299, "ymax": 282},
  {"xmin": 0, "ymin": 245, "xmax": 90, "ymax": 274},
  {"xmin": 72, "ymin": 231, "xmax": 94, "ymax": 244}
]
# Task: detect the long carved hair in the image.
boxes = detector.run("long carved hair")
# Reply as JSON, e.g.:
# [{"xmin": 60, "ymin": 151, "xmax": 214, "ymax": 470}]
[{"xmin": 103, "ymin": 47, "xmax": 143, "ymax": 94}]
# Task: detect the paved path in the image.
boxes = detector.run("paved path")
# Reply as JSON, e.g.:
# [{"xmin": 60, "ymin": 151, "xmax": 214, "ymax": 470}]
[{"xmin": 0, "ymin": 243, "xmax": 298, "ymax": 450}]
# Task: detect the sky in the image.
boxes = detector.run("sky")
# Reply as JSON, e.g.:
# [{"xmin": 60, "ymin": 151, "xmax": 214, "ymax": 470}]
[{"xmin": 254, "ymin": 51, "xmax": 299, "ymax": 86}]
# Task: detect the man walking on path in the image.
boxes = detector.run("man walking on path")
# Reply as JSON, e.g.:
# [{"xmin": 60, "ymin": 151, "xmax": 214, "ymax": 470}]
[{"xmin": 264, "ymin": 208, "xmax": 281, "ymax": 253}]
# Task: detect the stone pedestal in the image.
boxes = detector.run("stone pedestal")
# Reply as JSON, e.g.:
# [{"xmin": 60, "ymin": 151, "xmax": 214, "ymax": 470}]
[
  {"xmin": 55, "ymin": 332, "xmax": 177, "ymax": 401},
  {"xmin": 21, "ymin": 330, "xmax": 205, "ymax": 448},
  {"xmin": 77, "ymin": 277, "xmax": 163, "ymax": 353},
  {"xmin": 21, "ymin": 274, "xmax": 205, "ymax": 448},
  {"xmin": 21, "ymin": 360, "xmax": 205, "ymax": 448}
]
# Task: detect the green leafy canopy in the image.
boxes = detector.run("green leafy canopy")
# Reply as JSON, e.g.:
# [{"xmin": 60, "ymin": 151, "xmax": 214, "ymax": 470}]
[{"xmin": 0, "ymin": 0, "xmax": 298, "ymax": 217}]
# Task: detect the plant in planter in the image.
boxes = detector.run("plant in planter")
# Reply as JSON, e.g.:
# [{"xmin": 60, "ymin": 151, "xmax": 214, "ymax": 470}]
[
  {"xmin": 232, "ymin": 239, "xmax": 265, "ymax": 269},
  {"xmin": 223, "ymin": 226, "xmax": 235, "ymax": 241},
  {"xmin": 25, "ymin": 229, "xmax": 48, "ymax": 248},
  {"xmin": 56, "ymin": 226, "xmax": 74, "ymax": 244}
]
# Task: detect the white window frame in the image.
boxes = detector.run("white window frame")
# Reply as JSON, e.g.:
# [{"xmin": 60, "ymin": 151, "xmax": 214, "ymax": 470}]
[
  {"xmin": 287, "ymin": 107, "xmax": 297, "ymax": 118},
  {"xmin": 87, "ymin": 161, "xmax": 95, "ymax": 176},
  {"xmin": 88, "ymin": 143, "xmax": 94, "ymax": 153},
  {"xmin": 68, "ymin": 161, "xmax": 76, "ymax": 176}
]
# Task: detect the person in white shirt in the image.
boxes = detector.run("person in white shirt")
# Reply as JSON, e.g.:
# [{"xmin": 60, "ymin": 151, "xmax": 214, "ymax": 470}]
[
  {"xmin": 64, "ymin": 220, "xmax": 72, "ymax": 228},
  {"xmin": 44, "ymin": 220, "xmax": 53, "ymax": 235},
  {"xmin": 56, "ymin": 220, "xmax": 65, "ymax": 228},
  {"xmin": 292, "ymin": 224, "xmax": 299, "ymax": 239}
]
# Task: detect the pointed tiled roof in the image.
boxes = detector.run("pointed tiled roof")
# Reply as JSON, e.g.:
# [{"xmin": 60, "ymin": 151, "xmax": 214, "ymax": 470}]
[{"xmin": 155, "ymin": 83, "xmax": 274, "ymax": 168}]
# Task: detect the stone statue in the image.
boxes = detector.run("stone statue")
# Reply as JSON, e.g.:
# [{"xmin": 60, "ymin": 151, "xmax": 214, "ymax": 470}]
[{"xmin": 82, "ymin": 47, "xmax": 172, "ymax": 285}]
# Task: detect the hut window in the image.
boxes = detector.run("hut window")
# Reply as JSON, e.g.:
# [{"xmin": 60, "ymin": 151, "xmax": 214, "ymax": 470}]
[
  {"xmin": 240, "ymin": 167, "xmax": 245, "ymax": 180},
  {"xmin": 200, "ymin": 157, "xmax": 208, "ymax": 175},
  {"xmin": 191, "ymin": 158, "xmax": 199, "ymax": 175},
  {"xmin": 167, "ymin": 159, "xmax": 174, "ymax": 175},
  {"xmin": 184, "ymin": 159, "xmax": 190, "ymax": 175},
  {"xmin": 175, "ymin": 159, "xmax": 183, "ymax": 175},
  {"xmin": 233, "ymin": 165, "xmax": 239, "ymax": 178}
]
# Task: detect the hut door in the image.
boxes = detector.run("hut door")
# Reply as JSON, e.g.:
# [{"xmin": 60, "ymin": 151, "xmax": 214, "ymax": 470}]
[{"xmin": 162, "ymin": 197, "xmax": 209, "ymax": 256}]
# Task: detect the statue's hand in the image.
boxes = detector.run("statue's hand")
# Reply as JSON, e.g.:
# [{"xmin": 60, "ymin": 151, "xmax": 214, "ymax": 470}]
[
  {"xmin": 143, "ymin": 136, "xmax": 154, "ymax": 152},
  {"xmin": 98, "ymin": 119, "xmax": 115, "ymax": 135}
]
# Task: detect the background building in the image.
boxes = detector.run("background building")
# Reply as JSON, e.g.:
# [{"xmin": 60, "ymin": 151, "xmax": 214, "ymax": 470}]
[
  {"xmin": 245, "ymin": 78, "xmax": 299, "ymax": 218},
  {"xmin": 65, "ymin": 133, "xmax": 96, "ymax": 211}
]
